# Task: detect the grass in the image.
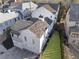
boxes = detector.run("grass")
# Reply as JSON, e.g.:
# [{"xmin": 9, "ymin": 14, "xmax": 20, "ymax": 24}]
[{"xmin": 40, "ymin": 31, "xmax": 61, "ymax": 59}]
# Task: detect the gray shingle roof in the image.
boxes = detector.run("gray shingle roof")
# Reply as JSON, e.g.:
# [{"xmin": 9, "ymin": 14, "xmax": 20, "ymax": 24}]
[
  {"xmin": 70, "ymin": 4, "xmax": 79, "ymax": 21},
  {"xmin": 11, "ymin": 18, "xmax": 38, "ymax": 31},
  {"xmin": 28, "ymin": 20, "xmax": 48, "ymax": 38},
  {"xmin": 11, "ymin": 20, "xmax": 33, "ymax": 31}
]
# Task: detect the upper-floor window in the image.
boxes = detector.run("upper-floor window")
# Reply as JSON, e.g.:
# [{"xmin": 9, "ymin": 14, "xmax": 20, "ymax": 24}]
[
  {"xmin": 55, "ymin": 17, "xmax": 57, "ymax": 19},
  {"xmin": 39, "ymin": 15, "xmax": 43, "ymax": 18},
  {"xmin": 12, "ymin": 33, "xmax": 14, "ymax": 37},
  {"xmin": 51, "ymin": 16, "xmax": 52, "ymax": 18},
  {"xmin": 3, "ymin": 29, "xmax": 5, "ymax": 31},
  {"xmin": 24, "ymin": 36, "xmax": 27, "ymax": 41},
  {"xmin": 15, "ymin": 18, "xmax": 17, "ymax": 22}
]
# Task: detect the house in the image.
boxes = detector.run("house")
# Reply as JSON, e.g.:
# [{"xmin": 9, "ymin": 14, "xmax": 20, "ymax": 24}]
[
  {"xmin": 11, "ymin": 17, "xmax": 55, "ymax": 54},
  {"xmin": 70, "ymin": 0, "xmax": 79, "ymax": 4},
  {"xmin": 65, "ymin": 4, "xmax": 79, "ymax": 49},
  {"xmin": 32, "ymin": 0, "xmax": 71, "ymax": 4},
  {"xmin": 0, "ymin": 0, "xmax": 9, "ymax": 4},
  {"xmin": 0, "ymin": 12, "xmax": 19, "ymax": 35},
  {"xmin": 32, "ymin": 4, "xmax": 59, "ymax": 21},
  {"xmin": 8, "ymin": 2, "xmax": 38, "ymax": 18}
]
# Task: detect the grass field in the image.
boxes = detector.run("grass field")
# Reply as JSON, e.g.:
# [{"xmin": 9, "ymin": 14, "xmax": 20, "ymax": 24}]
[{"xmin": 40, "ymin": 31, "xmax": 61, "ymax": 59}]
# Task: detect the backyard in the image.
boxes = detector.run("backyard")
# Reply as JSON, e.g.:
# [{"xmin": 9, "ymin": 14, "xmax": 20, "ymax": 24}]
[{"xmin": 40, "ymin": 31, "xmax": 61, "ymax": 59}]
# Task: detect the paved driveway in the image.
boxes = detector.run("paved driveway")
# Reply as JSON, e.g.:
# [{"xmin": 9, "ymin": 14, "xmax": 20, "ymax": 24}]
[{"xmin": 0, "ymin": 45, "xmax": 37, "ymax": 59}]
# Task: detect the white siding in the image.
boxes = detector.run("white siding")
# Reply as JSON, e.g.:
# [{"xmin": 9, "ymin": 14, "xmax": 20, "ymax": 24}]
[
  {"xmin": 32, "ymin": 7, "xmax": 56, "ymax": 20},
  {"xmin": 21, "ymin": 29, "xmax": 40, "ymax": 54},
  {"xmin": 12, "ymin": 29, "xmax": 40, "ymax": 54},
  {"xmin": 40, "ymin": 21, "xmax": 54, "ymax": 53}
]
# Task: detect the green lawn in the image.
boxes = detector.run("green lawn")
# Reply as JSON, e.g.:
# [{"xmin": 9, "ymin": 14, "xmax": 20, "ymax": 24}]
[{"xmin": 40, "ymin": 31, "xmax": 61, "ymax": 59}]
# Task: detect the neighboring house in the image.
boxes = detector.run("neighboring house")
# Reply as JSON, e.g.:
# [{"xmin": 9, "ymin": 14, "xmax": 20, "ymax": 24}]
[
  {"xmin": 32, "ymin": 0, "xmax": 71, "ymax": 4},
  {"xmin": 65, "ymin": 4, "xmax": 79, "ymax": 49},
  {"xmin": 32, "ymin": 4, "xmax": 59, "ymax": 21},
  {"xmin": 0, "ymin": 12, "xmax": 19, "ymax": 35},
  {"xmin": 8, "ymin": 2, "xmax": 38, "ymax": 18},
  {"xmin": 11, "ymin": 17, "xmax": 56, "ymax": 54},
  {"xmin": 0, "ymin": 0, "xmax": 9, "ymax": 4},
  {"xmin": 71, "ymin": 0, "xmax": 79, "ymax": 4}
]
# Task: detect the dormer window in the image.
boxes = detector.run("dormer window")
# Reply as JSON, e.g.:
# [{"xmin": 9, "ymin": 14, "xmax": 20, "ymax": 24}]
[{"xmin": 39, "ymin": 15, "xmax": 43, "ymax": 18}]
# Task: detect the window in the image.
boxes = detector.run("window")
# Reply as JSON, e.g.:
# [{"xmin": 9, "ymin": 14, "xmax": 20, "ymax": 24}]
[
  {"xmin": 10, "ymin": 20, "xmax": 11, "ymax": 22},
  {"xmin": 51, "ymin": 16, "xmax": 52, "ymax": 18},
  {"xmin": 55, "ymin": 17, "xmax": 57, "ymax": 19},
  {"xmin": 3, "ymin": 29, "xmax": 5, "ymax": 31},
  {"xmin": 12, "ymin": 33, "xmax": 14, "ymax": 37},
  {"xmin": 15, "ymin": 18, "xmax": 17, "ymax": 22},
  {"xmin": 39, "ymin": 15, "xmax": 43, "ymax": 18},
  {"xmin": 48, "ymin": 32, "xmax": 50, "ymax": 34},
  {"xmin": 46, "ymin": 37, "xmax": 48, "ymax": 39},
  {"xmin": 32, "ymin": 39, "xmax": 35, "ymax": 44},
  {"xmin": 24, "ymin": 36, "xmax": 27, "ymax": 41},
  {"xmin": 18, "ymin": 17, "xmax": 20, "ymax": 20}
]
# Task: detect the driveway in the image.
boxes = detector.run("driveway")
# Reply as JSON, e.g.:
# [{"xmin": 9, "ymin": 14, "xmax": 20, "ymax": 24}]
[{"xmin": 0, "ymin": 44, "xmax": 37, "ymax": 59}]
